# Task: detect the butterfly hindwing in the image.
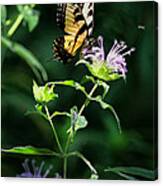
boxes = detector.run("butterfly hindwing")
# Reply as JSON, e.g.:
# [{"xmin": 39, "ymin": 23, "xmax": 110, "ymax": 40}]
[{"xmin": 53, "ymin": 37, "xmax": 73, "ymax": 63}]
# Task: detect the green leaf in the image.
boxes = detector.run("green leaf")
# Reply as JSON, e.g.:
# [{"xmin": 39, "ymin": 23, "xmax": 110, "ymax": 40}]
[
  {"xmin": 17, "ymin": 5, "xmax": 39, "ymax": 32},
  {"xmin": 105, "ymin": 167, "xmax": 156, "ymax": 180},
  {"xmin": 16, "ymin": 5, "xmax": 24, "ymax": 12},
  {"xmin": 2, "ymin": 146, "xmax": 59, "ymax": 156},
  {"xmin": 115, "ymin": 172, "xmax": 137, "ymax": 180},
  {"xmin": 25, "ymin": 10, "xmax": 39, "ymax": 32},
  {"xmin": 1, "ymin": 36, "xmax": 48, "ymax": 82},
  {"xmin": 75, "ymin": 115, "xmax": 88, "ymax": 131},
  {"xmin": 1, "ymin": 5, "xmax": 7, "ymax": 24},
  {"xmin": 33, "ymin": 81, "xmax": 58, "ymax": 103},
  {"xmin": 67, "ymin": 106, "xmax": 88, "ymax": 134},
  {"xmin": 70, "ymin": 106, "xmax": 88, "ymax": 131},
  {"xmin": 89, "ymin": 96, "xmax": 121, "ymax": 133}
]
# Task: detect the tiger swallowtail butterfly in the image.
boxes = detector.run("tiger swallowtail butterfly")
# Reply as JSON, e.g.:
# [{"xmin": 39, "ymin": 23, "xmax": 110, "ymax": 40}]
[{"xmin": 53, "ymin": 3, "xmax": 94, "ymax": 63}]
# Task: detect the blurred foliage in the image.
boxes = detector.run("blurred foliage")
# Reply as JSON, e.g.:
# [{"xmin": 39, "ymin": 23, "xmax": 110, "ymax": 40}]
[{"xmin": 1, "ymin": 2, "xmax": 157, "ymax": 180}]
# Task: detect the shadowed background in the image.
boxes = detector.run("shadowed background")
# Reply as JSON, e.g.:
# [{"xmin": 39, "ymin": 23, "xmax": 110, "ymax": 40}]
[{"xmin": 1, "ymin": 1, "xmax": 157, "ymax": 179}]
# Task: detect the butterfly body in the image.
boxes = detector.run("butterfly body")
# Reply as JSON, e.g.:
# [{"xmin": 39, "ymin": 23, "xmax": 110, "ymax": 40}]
[{"xmin": 53, "ymin": 3, "xmax": 94, "ymax": 63}]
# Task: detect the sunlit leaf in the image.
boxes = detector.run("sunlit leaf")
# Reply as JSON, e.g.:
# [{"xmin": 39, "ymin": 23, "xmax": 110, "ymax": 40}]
[
  {"xmin": 2, "ymin": 146, "xmax": 59, "ymax": 156},
  {"xmin": 33, "ymin": 81, "xmax": 58, "ymax": 103}
]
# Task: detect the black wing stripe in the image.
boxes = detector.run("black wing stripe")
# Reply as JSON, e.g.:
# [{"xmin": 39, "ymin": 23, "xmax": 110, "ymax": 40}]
[{"xmin": 82, "ymin": 3, "xmax": 94, "ymax": 35}]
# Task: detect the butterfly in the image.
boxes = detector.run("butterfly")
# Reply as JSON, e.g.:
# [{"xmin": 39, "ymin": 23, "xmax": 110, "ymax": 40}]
[{"xmin": 53, "ymin": 3, "xmax": 94, "ymax": 63}]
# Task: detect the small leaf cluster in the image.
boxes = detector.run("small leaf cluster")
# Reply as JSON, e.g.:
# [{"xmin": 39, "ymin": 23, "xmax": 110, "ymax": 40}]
[
  {"xmin": 33, "ymin": 81, "xmax": 58, "ymax": 104},
  {"xmin": 17, "ymin": 5, "xmax": 40, "ymax": 32}
]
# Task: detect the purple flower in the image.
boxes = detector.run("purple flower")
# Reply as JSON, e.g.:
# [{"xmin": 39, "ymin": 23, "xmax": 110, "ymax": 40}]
[
  {"xmin": 82, "ymin": 36, "xmax": 105, "ymax": 61},
  {"xmin": 17, "ymin": 159, "xmax": 54, "ymax": 178},
  {"xmin": 82, "ymin": 36, "xmax": 135, "ymax": 79}
]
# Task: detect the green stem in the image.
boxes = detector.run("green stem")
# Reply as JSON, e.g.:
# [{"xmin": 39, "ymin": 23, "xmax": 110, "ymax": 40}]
[
  {"xmin": 63, "ymin": 83, "xmax": 98, "ymax": 178},
  {"xmin": 78, "ymin": 83, "xmax": 98, "ymax": 116},
  {"xmin": 63, "ymin": 156, "xmax": 67, "ymax": 178},
  {"xmin": 63, "ymin": 132, "xmax": 71, "ymax": 178},
  {"xmin": 44, "ymin": 105, "xmax": 63, "ymax": 154},
  {"xmin": 7, "ymin": 14, "xmax": 24, "ymax": 37}
]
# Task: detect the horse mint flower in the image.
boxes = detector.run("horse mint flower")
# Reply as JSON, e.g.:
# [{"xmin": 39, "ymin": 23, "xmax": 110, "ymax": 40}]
[
  {"xmin": 17, "ymin": 159, "xmax": 53, "ymax": 178},
  {"xmin": 79, "ymin": 36, "xmax": 135, "ymax": 81}
]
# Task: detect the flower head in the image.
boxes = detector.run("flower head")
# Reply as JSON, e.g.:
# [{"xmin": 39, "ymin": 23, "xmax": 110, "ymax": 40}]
[
  {"xmin": 80, "ymin": 36, "xmax": 135, "ymax": 81},
  {"xmin": 106, "ymin": 38, "xmax": 135, "ymax": 77},
  {"xmin": 17, "ymin": 159, "xmax": 54, "ymax": 178}
]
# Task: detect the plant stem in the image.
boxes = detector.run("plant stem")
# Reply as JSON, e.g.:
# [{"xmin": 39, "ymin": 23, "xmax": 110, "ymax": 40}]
[
  {"xmin": 63, "ymin": 132, "xmax": 71, "ymax": 178},
  {"xmin": 63, "ymin": 83, "xmax": 98, "ymax": 178},
  {"xmin": 63, "ymin": 156, "xmax": 67, "ymax": 178},
  {"xmin": 7, "ymin": 14, "xmax": 24, "ymax": 37},
  {"xmin": 44, "ymin": 105, "xmax": 63, "ymax": 154},
  {"xmin": 78, "ymin": 83, "xmax": 98, "ymax": 116}
]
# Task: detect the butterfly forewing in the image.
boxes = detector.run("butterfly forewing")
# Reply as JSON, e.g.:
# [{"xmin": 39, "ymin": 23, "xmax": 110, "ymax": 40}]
[{"xmin": 82, "ymin": 3, "xmax": 94, "ymax": 36}]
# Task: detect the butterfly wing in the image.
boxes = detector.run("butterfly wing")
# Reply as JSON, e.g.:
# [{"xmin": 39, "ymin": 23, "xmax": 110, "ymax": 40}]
[
  {"xmin": 53, "ymin": 3, "xmax": 94, "ymax": 63},
  {"xmin": 80, "ymin": 3, "xmax": 94, "ymax": 36}
]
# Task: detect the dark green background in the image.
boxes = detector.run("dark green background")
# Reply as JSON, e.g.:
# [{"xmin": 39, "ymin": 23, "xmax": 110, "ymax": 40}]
[{"xmin": 1, "ymin": 1, "xmax": 157, "ymax": 179}]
